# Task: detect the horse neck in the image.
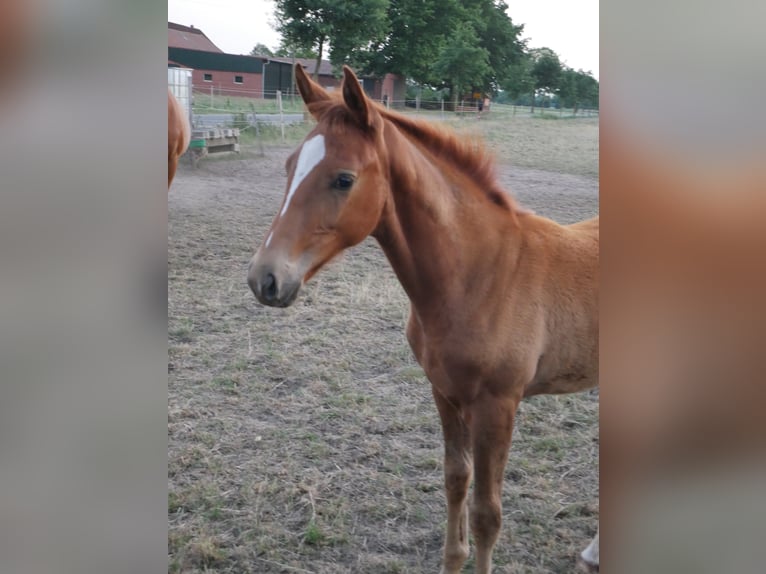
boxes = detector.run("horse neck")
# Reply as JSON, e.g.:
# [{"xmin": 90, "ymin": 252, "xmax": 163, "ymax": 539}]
[{"xmin": 371, "ymin": 121, "xmax": 521, "ymax": 318}]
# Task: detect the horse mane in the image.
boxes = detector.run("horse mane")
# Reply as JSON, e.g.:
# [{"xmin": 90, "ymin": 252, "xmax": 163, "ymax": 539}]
[
  {"xmin": 380, "ymin": 106, "xmax": 515, "ymax": 211},
  {"xmin": 306, "ymin": 94, "xmax": 523, "ymax": 213},
  {"xmin": 379, "ymin": 108, "xmax": 518, "ymax": 211}
]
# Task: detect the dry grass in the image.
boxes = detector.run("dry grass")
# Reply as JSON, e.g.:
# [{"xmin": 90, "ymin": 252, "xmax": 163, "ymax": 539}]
[
  {"xmin": 451, "ymin": 114, "xmax": 599, "ymax": 178},
  {"xmin": 169, "ymin": 115, "xmax": 599, "ymax": 573}
]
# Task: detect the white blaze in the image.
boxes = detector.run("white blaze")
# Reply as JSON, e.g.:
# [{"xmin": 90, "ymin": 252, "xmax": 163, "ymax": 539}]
[
  {"xmin": 280, "ymin": 134, "xmax": 326, "ymax": 218},
  {"xmin": 265, "ymin": 231, "xmax": 274, "ymax": 248}
]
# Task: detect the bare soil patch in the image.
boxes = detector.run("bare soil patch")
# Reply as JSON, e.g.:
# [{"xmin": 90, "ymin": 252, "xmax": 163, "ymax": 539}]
[{"xmin": 169, "ymin": 116, "xmax": 599, "ymax": 573}]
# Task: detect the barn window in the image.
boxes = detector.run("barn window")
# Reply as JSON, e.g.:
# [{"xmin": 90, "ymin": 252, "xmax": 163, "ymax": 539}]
[
  {"xmin": 203, "ymin": 73, "xmax": 212, "ymax": 82},
  {"xmin": 234, "ymin": 75, "xmax": 243, "ymax": 84}
]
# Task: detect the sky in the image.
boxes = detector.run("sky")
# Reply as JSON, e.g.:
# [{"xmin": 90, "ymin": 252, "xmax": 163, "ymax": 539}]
[{"xmin": 168, "ymin": 0, "xmax": 599, "ymax": 80}]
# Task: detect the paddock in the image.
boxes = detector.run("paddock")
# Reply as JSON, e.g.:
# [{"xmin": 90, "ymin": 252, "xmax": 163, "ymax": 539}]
[{"xmin": 168, "ymin": 114, "xmax": 599, "ymax": 573}]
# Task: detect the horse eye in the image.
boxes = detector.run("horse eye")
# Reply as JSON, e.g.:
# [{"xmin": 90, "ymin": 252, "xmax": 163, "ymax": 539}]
[{"xmin": 333, "ymin": 174, "xmax": 355, "ymax": 191}]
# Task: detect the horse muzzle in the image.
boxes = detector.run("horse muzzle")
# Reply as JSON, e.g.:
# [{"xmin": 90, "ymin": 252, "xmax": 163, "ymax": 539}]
[{"xmin": 247, "ymin": 263, "xmax": 302, "ymax": 308}]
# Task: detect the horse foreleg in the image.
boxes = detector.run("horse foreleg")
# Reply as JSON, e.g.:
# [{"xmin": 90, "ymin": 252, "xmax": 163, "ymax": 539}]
[
  {"xmin": 432, "ymin": 387, "xmax": 473, "ymax": 574},
  {"xmin": 468, "ymin": 393, "xmax": 519, "ymax": 574}
]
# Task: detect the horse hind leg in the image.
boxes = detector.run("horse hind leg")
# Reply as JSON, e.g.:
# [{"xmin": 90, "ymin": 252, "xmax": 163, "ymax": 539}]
[
  {"xmin": 168, "ymin": 156, "xmax": 178, "ymax": 188},
  {"xmin": 432, "ymin": 388, "xmax": 472, "ymax": 574},
  {"xmin": 468, "ymin": 393, "xmax": 519, "ymax": 574},
  {"xmin": 579, "ymin": 527, "xmax": 599, "ymax": 572}
]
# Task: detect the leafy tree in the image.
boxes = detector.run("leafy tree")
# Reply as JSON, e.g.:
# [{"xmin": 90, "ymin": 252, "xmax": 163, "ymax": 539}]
[
  {"xmin": 363, "ymin": 0, "xmax": 523, "ymax": 96},
  {"xmin": 556, "ymin": 67, "xmax": 599, "ymax": 113},
  {"xmin": 362, "ymin": 0, "xmax": 462, "ymax": 86},
  {"xmin": 501, "ymin": 54, "xmax": 534, "ymax": 105},
  {"xmin": 274, "ymin": 0, "xmax": 389, "ymax": 79},
  {"xmin": 556, "ymin": 67, "xmax": 578, "ymax": 110},
  {"xmin": 329, "ymin": 0, "xmax": 390, "ymax": 73},
  {"xmin": 466, "ymin": 0, "xmax": 525, "ymax": 93},
  {"xmin": 405, "ymin": 82, "xmax": 448, "ymax": 103},
  {"xmin": 433, "ymin": 22, "xmax": 491, "ymax": 107},
  {"xmin": 575, "ymin": 70, "xmax": 599, "ymax": 110},
  {"xmin": 249, "ymin": 43, "xmax": 275, "ymax": 57},
  {"xmin": 273, "ymin": 42, "xmax": 317, "ymax": 60},
  {"xmin": 529, "ymin": 47, "xmax": 562, "ymax": 112}
]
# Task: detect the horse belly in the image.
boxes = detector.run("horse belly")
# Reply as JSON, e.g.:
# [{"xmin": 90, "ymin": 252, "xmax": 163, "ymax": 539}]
[
  {"xmin": 524, "ymin": 372, "xmax": 598, "ymax": 397},
  {"xmin": 523, "ymin": 352, "xmax": 598, "ymax": 397}
]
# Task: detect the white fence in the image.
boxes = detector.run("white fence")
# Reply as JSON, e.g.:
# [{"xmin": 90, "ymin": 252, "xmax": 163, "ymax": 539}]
[{"xmin": 185, "ymin": 83, "xmax": 598, "ymax": 144}]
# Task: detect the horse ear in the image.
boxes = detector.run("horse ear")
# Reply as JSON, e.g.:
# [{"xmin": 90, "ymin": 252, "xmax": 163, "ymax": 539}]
[
  {"xmin": 342, "ymin": 66, "xmax": 374, "ymax": 129},
  {"xmin": 295, "ymin": 63, "xmax": 330, "ymax": 118}
]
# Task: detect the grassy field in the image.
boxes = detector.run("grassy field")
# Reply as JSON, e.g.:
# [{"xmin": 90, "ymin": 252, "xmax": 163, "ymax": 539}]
[
  {"xmin": 234, "ymin": 112, "xmax": 598, "ymax": 178},
  {"xmin": 192, "ymin": 91, "xmax": 308, "ymax": 115},
  {"xmin": 168, "ymin": 113, "xmax": 599, "ymax": 573}
]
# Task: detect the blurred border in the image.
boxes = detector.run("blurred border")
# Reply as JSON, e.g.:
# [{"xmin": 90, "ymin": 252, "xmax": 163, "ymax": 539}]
[
  {"xmin": 0, "ymin": 1, "xmax": 168, "ymax": 573},
  {"xmin": 602, "ymin": 1, "xmax": 766, "ymax": 572},
  {"xmin": 3, "ymin": 0, "xmax": 765, "ymax": 572}
]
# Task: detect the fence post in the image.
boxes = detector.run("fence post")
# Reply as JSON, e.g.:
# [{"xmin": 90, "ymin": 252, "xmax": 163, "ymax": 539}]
[
  {"xmin": 441, "ymin": 98, "xmax": 444, "ymax": 120},
  {"xmin": 277, "ymin": 90, "xmax": 285, "ymax": 142},
  {"xmin": 210, "ymin": 84, "xmax": 213, "ymax": 109},
  {"xmin": 251, "ymin": 111, "xmax": 264, "ymax": 156}
]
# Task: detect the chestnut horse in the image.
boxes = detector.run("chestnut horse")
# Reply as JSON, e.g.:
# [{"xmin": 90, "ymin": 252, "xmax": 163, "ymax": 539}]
[
  {"xmin": 248, "ymin": 65, "xmax": 599, "ymax": 573},
  {"xmin": 168, "ymin": 88, "xmax": 190, "ymax": 188}
]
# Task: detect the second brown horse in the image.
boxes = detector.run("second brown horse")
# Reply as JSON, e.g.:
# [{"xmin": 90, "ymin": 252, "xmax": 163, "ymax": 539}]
[{"xmin": 168, "ymin": 88, "xmax": 190, "ymax": 188}]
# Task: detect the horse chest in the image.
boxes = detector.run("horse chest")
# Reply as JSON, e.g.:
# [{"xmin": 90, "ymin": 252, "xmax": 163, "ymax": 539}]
[{"xmin": 406, "ymin": 313, "xmax": 523, "ymax": 400}]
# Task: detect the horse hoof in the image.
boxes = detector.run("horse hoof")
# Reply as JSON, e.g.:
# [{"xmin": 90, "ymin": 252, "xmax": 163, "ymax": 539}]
[{"xmin": 579, "ymin": 530, "xmax": 599, "ymax": 572}]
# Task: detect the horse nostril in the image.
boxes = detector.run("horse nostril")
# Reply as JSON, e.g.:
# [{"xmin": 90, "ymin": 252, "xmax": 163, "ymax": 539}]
[
  {"xmin": 247, "ymin": 272, "xmax": 258, "ymax": 296},
  {"xmin": 263, "ymin": 273, "xmax": 278, "ymax": 301}
]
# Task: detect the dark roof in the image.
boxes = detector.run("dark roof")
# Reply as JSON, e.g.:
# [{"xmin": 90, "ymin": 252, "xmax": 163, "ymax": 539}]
[
  {"xmin": 267, "ymin": 56, "xmax": 335, "ymax": 77},
  {"xmin": 168, "ymin": 47, "xmax": 266, "ymax": 73},
  {"xmin": 168, "ymin": 22, "xmax": 223, "ymax": 53},
  {"xmin": 167, "ymin": 22, "xmax": 338, "ymax": 80},
  {"xmin": 300, "ymin": 58, "xmax": 334, "ymax": 77}
]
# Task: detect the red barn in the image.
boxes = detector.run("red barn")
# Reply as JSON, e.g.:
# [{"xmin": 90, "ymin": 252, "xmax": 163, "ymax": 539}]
[{"xmin": 168, "ymin": 22, "xmax": 404, "ymax": 105}]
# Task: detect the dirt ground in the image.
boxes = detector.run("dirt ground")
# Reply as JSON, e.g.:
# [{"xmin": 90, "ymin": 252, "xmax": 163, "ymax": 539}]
[{"xmin": 169, "ymin": 117, "xmax": 599, "ymax": 573}]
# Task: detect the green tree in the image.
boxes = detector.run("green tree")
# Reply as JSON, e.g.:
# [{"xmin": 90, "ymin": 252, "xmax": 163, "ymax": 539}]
[
  {"xmin": 467, "ymin": 0, "xmax": 525, "ymax": 93},
  {"xmin": 329, "ymin": 0, "xmax": 390, "ymax": 73},
  {"xmin": 433, "ymin": 22, "xmax": 491, "ymax": 108},
  {"xmin": 556, "ymin": 67, "xmax": 578, "ymax": 110},
  {"xmin": 501, "ymin": 54, "xmax": 534, "ymax": 105},
  {"xmin": 555, "ymin": 68, "xmax": 599, "ymax": 113},
  {"xmin": 249, "ymin": 43, "xmax": 275, "ymax": 57},
  {"xmin": 273, "ymin": 42, "xmax": 317, "ymax": 60},
  {"xmin": 362, "ymin": 0, "xmax": 462, "ymax": 86},
  {"xmin": 529, "ymin": 47, "xmax": 562, "ymax": 112},
  {"xmin": 274, "ymin": 0, "xmax": 389, "ymax": 79},
  {"xmin": 575, "ymin": 70, "xmax": 599, "ymax": 110},
  {"xmin": 364, "ymin": 0, "xmax": 523, "ymax": 95}
]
